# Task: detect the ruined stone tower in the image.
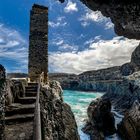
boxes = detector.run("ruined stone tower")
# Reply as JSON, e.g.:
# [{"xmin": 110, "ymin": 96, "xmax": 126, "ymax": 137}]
[{"xmin": 28, "ymin": 4, "xmax": 48, "ymax": 83}]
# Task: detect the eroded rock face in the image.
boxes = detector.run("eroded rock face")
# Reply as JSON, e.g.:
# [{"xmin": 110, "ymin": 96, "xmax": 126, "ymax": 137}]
[
  {"xmin": 40, "ymin": 81, "xmax": 80, "ymax": 140},
  {"xmin": 83, "ymin": 99, "xmax": 116, "ymax": 139},
  {"xmin": 0, "ymin": 65, "xmax": 6, "ymax": 140},
  {"xmin": 103, "ymin": 71, "xmax": 140, "ymax": 113},
  {"xmin": 118, "ymin": 101, "xmax": 140, "ymax": 140}
]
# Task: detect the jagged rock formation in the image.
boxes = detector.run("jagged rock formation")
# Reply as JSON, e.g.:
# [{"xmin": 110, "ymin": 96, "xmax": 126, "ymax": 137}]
[
  {"xmin": 82, "ymin": 99, "xmax": 116, "ymax": 140},
  {"xmin": 118, "ymin": 101, "xmax": 140, "ymax": 140},
  {"xmin": 0, "ymin": 65, "xmax": 6, "ymax": 140},
  {"xmin": 82, "ymin": 71, "xmax": 140, "ymax": 139},
  {"xmin": 40, "ymin": 81, "xmax": 80, "ymax": 140},
  {"xmin": 103, "ymin": 71, "xmax": 140, "ymax": 113},
  {"xmin": 80, "ymin": 0, "xmax": 140, "ymax": 40}
]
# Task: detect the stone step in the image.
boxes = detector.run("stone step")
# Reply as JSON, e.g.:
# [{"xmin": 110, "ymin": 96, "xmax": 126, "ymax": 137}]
[
  {"xmin": 5, "ymin": 122, "xmax": 33, "ymax": 140},
  {"xmin": 28, "ymin": 82, "xmax": 38, "ymax": 87},
  {"xmin": 25, "ymin": 92, "xmax": 37, "ymax": 97},
  {"xmin": 25, "ymin": 86, "xmax": 37, "ymax": 90},
  {"xmin": 5, "ymin": 104, "xmax": 35, "ymax": 117},
  {"xmin": 25, "ymin": 88, "xmax": 37, "ymax": 93},
  {"xmin": 5, "ymin": 114, "xmax": 34, "ymax": 125},
  {"xmin": 17, "ymin": 97, "xmax": 36, "ymax": 104}
]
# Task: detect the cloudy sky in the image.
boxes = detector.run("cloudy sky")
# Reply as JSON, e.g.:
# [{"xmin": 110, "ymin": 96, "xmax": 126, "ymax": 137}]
[{"xmin": 0, "ymin": 0, "xmax": 139, "ymax": 74}]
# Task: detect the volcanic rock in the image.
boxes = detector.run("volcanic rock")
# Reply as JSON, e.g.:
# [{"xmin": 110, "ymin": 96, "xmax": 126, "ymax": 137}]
[
  {"xmin": 83, "ymin": 99, "xmax": 116, "ymax": 139},
  {"xmin": 118, "ymin": 100, "xmax": 140, "ymax": 140}
]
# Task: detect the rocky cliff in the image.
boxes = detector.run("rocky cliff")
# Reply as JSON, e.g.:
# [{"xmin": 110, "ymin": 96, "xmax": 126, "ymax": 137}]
[
  {"xmin": 49, "ymin": 44, "xmax": 140, "ymax": 91},
  {"xmin": 103, "ymin": 71, "xmax": 140, "ymax": 113},
  {"xmin": 40, "ymin": 81, "xmax": 80, "ymax": 140},
  {"xmin": 82, "ymin": 71, "xmax": 140, "ymax": 139}
]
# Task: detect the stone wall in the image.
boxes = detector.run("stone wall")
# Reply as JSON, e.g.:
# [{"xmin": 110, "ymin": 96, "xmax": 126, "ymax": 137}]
[
  {"xmin": 28, "ymin": 4, "xmax": 48, "ymax": 82},
  {"xmin": 0, "ymin": 65, "xmax": 6, "ymax": 140}
]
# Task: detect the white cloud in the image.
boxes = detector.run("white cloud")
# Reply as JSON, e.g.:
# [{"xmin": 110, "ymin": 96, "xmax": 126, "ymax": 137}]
[
  {"xmin": 59, "ymin": 43, "xmax": 78, "ymax": 52},
  {"xmin": 64, "ymin": 1, "xmax": 78, "ymax": 13},
  {"xmin": 0, "ymin": 23, "xmax": 28, "ymax": 72},
  {"xmin": 49, "ymin": 37, "xmax": 140, "ymax": 74},
  {"xmin": 56, "ymin": 40, "xmax": 64, "ymax": 46},
  {"xmin": 81, "ymin": 11, "xmax": 106, "ymax": 22},
  {"xmin": 79, "ymin": 8, "xmax": 114, "ymax": 30},
  {"xmin": 51, "ymin": 37, "xmax": 78, "ymax": 52},
  {"xmin": 84, "ymin": 35, "xmax": 101, "ymax": 46},
  {"xmin": 79, "ymin": 10, "xmax": 107, "ymax": 27},
  {"xmin": 105, "ymin": 21, "xmax": 114, "ymax": 30},
  {"xmin": 49, "ymin": 16, "xmax": 67, "ymax": 28}
]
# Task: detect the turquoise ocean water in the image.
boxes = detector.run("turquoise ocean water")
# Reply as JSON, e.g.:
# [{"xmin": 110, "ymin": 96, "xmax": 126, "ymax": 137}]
[
  {"xmin": 63, "ymin": 90, "xmax": 122, "ymax": 140},
  {"xmin": 63, "ymin": 90, "xmax": 103, "ymax": 140}
]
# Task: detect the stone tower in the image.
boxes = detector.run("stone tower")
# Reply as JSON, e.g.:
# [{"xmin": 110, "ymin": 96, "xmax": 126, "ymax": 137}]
[{"xmin": 28, "ymin": 4, "xmax": 48, "ymax": 83}]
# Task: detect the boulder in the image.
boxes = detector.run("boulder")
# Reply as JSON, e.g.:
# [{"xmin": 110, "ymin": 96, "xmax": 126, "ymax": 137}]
[
  {"xmin": 118, "ymin": 100, "xmax": 140, "ymax": 140},
  {"xmin": 83, "ymin": 99, "xmax": 116, "ymax": 139}
]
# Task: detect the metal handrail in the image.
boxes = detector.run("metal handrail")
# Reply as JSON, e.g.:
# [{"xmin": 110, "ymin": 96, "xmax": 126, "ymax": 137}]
[{"xmin": 33, "ymin": 82, "xmax": 42, "ymax": 140}]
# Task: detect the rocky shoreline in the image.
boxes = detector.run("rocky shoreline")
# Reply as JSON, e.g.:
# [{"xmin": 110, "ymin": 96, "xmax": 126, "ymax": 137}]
[
  {"xmin": 53, "ymin": 1, "xmax": 140, "ymax": 139},
  {"xmin": 82, "ymin": 69, "xmax": 140, "ymax": 139}
]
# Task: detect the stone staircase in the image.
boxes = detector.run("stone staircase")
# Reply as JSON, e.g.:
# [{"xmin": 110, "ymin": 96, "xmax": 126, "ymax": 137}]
[{"xmin": 5, "ymin": 83, "xmax": 38, "ymax": 140}]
